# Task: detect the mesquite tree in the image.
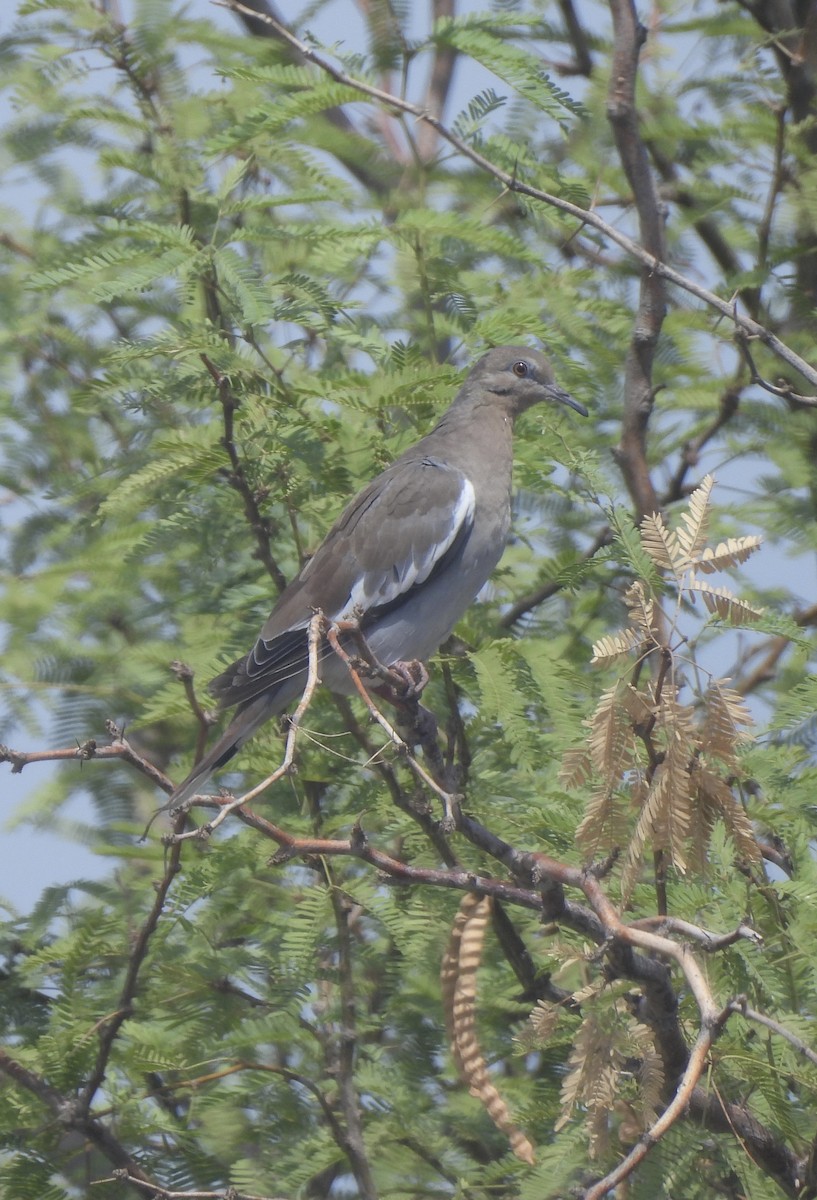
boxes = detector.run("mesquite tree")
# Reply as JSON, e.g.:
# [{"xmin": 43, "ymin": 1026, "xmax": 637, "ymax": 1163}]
[{"xmin": 2, "ymin": 2, "xmax": 817, "ymax": 1198}]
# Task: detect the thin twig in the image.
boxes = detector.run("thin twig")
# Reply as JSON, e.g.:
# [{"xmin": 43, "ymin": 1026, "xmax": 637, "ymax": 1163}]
[
  {"xmin": 170, "ymin": 660, "xmax": 215, "ymax": 764},
  {"xmin": 757, "ymin": 104, "xmax": 788, "ymax": 275},
  {"xmin": 80, "ymin": 815, "xmax": 186, "ymax": 1110},
  {"xmin": 168, "ymin": 612, "xmax": 324, "ymax": 840},
  {"xmin": 558, "ymin": 0, "xmax": 594, "ymax": 76},
  {"xmin": 201, "ymin": 353, "xmax": 288, "ymax": 592},
  {"xmin": 332, "ymin": 692, "xmax": 458, "ymax": 862},
  {"xmin": 728, "ymin": 997, "xmax": 817, "ymax": 1069},
  {"xmin": 734, "ymin": 600, "xmax": 817, "ymax": 695},
  {"xmin": 216, "ymin": 0, "xmax": 817, "ymax": 391},
  {"xmin": 160, "ymin": 1059, "xmax": 345, "ymax": 1144},
  {"xmin": 415, "ymin": 0, "xmax": 457, "ymax": 162},
  {"xmin": 735, "ymin": 332, "xmax": 817, "ymax": 407},
  {"xmin": 1, "ymin": 726, "xmax": 174, "ymax": 795},
  {"xmin": 325, "ymin": 864, "xmax": 379, "ymax": 1200},
  {"xmin": 606, "ymin": 0, "xmax": 664, "ymax": 522},
  {"xmin": 325, "ymin": 621, "xmax": 461, "ymax": 827},
  {"xmin": 628, "ymin": 915, "xmax": 762, "ymax": 950},
  {"xmin": 0, "ymin": 1047, "xmax": 154, "ymax": 1185},
  {"xmin": 499, "ymin": 526, "xmax": 610, "ymax": 628},
  {"xmin": 91, "ymin": 1174, "xmax": 275, "ymax": 1200},
  {"xmin": 664, "ymin": 384, "xmax": 742, "ymax": 503},
  {"xmin": 583, "ymin": 1019, "xmax": 727, "ymax": 1199}
]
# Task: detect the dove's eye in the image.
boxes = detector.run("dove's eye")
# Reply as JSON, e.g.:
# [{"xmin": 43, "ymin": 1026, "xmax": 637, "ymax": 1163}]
[{"xmin": 512, "ymin": 360, "xmax": 530, "ymax": 378}]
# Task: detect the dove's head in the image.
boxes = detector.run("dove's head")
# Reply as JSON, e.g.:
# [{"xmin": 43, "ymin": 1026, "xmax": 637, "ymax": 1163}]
[{"xmin": 465, "ymin": 344, "xmax": 588, "ymax": 419}]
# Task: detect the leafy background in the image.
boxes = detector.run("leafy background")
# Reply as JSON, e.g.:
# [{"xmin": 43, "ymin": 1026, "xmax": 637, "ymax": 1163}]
[{"xmin": 2, "ymin": 1, "xmax": 817, "ymax": 1197}]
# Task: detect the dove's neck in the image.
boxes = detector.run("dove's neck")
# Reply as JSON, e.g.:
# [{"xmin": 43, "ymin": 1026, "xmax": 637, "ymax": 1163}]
[{"xmin": 424, "ymin": 395, "xmax": 515, "ymax": 482}]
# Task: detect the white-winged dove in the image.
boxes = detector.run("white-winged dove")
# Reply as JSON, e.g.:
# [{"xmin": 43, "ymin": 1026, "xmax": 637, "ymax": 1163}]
[{"xmin": 164, "ymin": 345, "xmax": 587, "ymax": 809}]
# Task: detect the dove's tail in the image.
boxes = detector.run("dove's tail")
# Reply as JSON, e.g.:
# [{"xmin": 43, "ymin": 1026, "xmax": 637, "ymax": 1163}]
[{"xmin": 156, "ymin": 694, "xmax": 275, "ymax": 817}]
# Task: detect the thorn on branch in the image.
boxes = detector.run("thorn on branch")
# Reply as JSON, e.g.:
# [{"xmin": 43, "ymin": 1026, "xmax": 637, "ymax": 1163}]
[
  {"xmin": 350, "ymin": 821, "xmax": 368, "ymax": 852},
  {"xmin": 77, "ymin": 739, "xmax": 98, "ymax": 762},
  {"xmin": 268, "ymin": 845, "xmax": 298, "ymax": 866}
]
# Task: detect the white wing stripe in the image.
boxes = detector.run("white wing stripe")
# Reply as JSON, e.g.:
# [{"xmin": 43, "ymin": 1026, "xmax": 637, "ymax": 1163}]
[{"xmin": 340, "ymin": 475, "xmax": 475, "ymax": 619}]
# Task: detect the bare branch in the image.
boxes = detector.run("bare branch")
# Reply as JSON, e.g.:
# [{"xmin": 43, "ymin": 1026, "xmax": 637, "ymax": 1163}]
[
  {"xmin": 416, "ymin": 0, "xmax": 458, "ymax": 162},
  {"xmin": 215, "ymin": 0, "xmax": 817, "ymax": 389},
  {"xmin": 734, "ymin": 600, "xmax": 817, "ymax": 695},
  {"xmin": 499, "ymin": 526, "xmax": 610, "ymax": 628},
  {"xmin": 728, "ymin": 997, "xmax": 817, "ymax": 1069},
  {"xmin": 1, "ymin": 725, "xmax": 174, "ymax": 794},
  {"xmin": 583, "ymin": 1019, "xmax": 729, "ymax": 1199},
  {"xmin": 201, "ymin": 353, "xmax": 288, "ymax": 593},
  {"xmin": 325, "ymin": 620, "xmax": 462, "ymax": 828},
  {"xmin": 80, "ymin": 815, "xmax": 186, "ymax": 1111},
  {"xmin": 663, "ymin": 384, "xmax": 742, "ymax": 503},
  {"xmin": 735, "ymin": 332, "xmax": 817, "ymax": 406},
  {"xmin": 735, "ymin": 0, "xmax": 817, "ymax": 315},
  {"xmin": 0, "ymin": 1048, "xmax": 155, "ymax": 1187},
  {"xmin": 606, "ymin": 0, "xmax": 664, "ymax": 520},
  {"xmin": 557, "ymin": 0, "xmax": 594, "ymax": 76},
  {"xmin": 628, "ymin": 915, "xmax": 762, "ymax": 951},
  {"xmin": 325, "ymin": 864, "xmax": 379, "ymax": 1200},
  {"xmin": 170, "ymin": 660, "xmax": 216, "ymax": 765},
  {"xmin": 93, "ymin": 1173, "xmax": 277, "ymax": 1200},
  {"xmin": 757, "ymin": 104, "xmax": 788, "ymax": 277}
]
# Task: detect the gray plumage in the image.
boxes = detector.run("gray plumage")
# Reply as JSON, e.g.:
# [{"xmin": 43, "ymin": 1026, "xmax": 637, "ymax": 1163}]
[{"xmin": 163, "ymin": 345, "xmax": 587, "ymax": 810}]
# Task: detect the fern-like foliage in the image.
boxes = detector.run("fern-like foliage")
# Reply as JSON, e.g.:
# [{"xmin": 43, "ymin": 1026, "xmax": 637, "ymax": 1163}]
[
  {"xmin": 3, "ymin": 3, "xmax": 817, "ymax": 1198},
  {"xmin": 567, "ymin": 477, "xmax": 765, "ymax": 890},
  {"xmin": 433, "ymin": 13, "xmax": 586, "ymax": 128},
  {"xmin": 551, "ymin": 1001, "xmax": 662, "ymax": 1162}
]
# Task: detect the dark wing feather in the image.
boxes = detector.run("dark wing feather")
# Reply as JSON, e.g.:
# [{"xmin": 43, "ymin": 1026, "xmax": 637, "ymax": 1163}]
[
  {"xmin": 208, "ymin": 629, "xmax": 332, "ymax": 706},
  {"xmin": 209, "ymin": 456, "xmax": 474, "ymax": 709}
]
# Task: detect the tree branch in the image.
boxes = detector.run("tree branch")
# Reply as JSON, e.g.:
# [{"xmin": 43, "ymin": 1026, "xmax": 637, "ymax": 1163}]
[
  {"xmin": 325, "ymin": 866, "xmax": 379, "ymax": 1200},
  {"xmin": 79, "ymin": 817, "xmax": 186, "ymax": 1111},
  {"xmin": 168, "ymin": 612, "xmax": 324, "ymax": 838},
  {"xmin": 227, "ymin": 0, "xmax": 397, "ymax": 194},
  {"xmin": 557, "ymin": 0, "xmax": 594, "ymax": 76},
  {"xmin": 1, "ymin": 723, "xmax": 174, "ymax": 794},
  {"xmin": 584, "ymin": 1014, "xmax": 730, "ymax": 1199},
  {"xmin": 0, "ymin": 1048, "xmax": 155, "ymax": 1190},
  {"xmin": 95, "ymin": 1175, "xmax": 276, "ymax": 1200},
  {"xmin": 201, "ymin": 353, "xmax": 288, "ymax": 593},
  {"xmin": 216, "ymin": 0, "xmax": 817, "ymax": 390},
  {"xmin": 2, "ymin": 723, "xmax": 802, "ymax": 1190},
  {"xmin": 606, "ymin": 0, "xmax": 665, "ymax": 520},
  {"xmin": 415, "ymin": 0, "xmax": 458, "ymax": 163}
]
